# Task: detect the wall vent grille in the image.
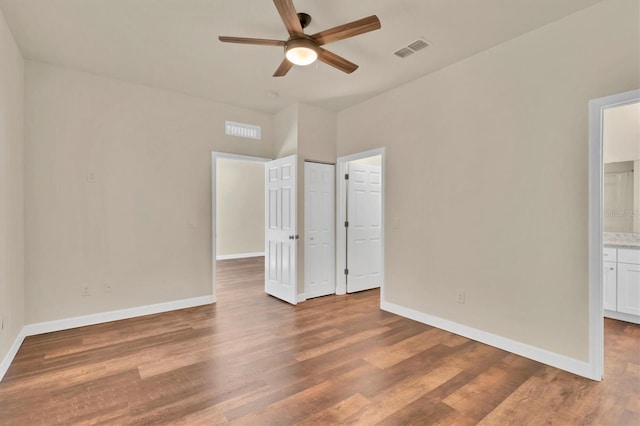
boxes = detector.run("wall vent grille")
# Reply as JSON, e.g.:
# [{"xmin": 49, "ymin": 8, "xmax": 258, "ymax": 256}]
[
  {"xmin": 394, "ymin": 38, "xmax": 430, "ymax": 59},
  {"xmin": 225, "ymin": 121, "xmax": 261, "ymax": 140}
]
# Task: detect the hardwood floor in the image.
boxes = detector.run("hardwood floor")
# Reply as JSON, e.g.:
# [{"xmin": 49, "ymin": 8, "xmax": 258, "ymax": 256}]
[{"xmin": 0, "ymin": 257, "xmax": 638, "ymax": 425}]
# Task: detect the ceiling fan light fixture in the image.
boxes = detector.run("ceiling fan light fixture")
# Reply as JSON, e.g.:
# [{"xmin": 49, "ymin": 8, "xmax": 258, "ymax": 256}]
[
  {"xmin": 219, "ymin": 1, "xmax": 381, "ymax": 77},
  {"xmin": 285, "ymin": 38, "xmax": 318, "ymax": 66}
]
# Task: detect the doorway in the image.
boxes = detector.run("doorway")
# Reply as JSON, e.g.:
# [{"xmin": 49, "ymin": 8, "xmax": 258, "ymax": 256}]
[
  {"xmin": 336, "ymin": 148, "xmax": 386, "ymax": 298},
  {"xmin": 211, "ymin": 152, "xmax": 270, "ymax": 303},
  {"xmin": 588, "ymin": 89, "xmax": 640, "ymax": 380}
]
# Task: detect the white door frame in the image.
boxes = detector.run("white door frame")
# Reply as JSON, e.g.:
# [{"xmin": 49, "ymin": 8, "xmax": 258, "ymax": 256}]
[
  {"xmin": 211, "ymin": 152, "xmax": 271, "ymax": 303},
  {"xmin": 588, "ymin": 89, "xmax": 639, "ymax": 381},
  {"xmin": 336, "ymin": 148, "xmax": 386, "ymax": 298}
]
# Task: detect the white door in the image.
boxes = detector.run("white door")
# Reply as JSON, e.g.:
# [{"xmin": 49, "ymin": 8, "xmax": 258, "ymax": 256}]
[
  {"xmin": 603, "ymin": 261, "xmax": 617, "ymax": 311},
  {"xmin": 617, "ymin": 262, "xmax": 640, "ymax": 316},
  {"xmin": 347, "ymin": 162, "xmax": 382, "ymax": 293},
  {"xmin": 304, "ymin": 162, "xmax": 335, "ymax": 299},
  {"xmin": 265, "ymin": 155, "xmax": 297, "ymax": 305}
]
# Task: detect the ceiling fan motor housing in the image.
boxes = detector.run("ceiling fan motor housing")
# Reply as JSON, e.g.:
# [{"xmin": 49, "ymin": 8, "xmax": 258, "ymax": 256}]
[{"xmin": 297, "ymin": 12, "xmax": 311, "ymax": 29}]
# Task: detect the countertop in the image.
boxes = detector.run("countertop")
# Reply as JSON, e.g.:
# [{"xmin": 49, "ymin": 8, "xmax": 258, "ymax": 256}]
[{"xmin": 604, "ymin": 232, "xmax": 640, "ymax": 249}]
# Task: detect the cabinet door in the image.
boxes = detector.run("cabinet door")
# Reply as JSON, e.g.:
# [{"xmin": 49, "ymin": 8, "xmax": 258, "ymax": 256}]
[
  {"xmin": 617, "ymin": 262, "xmax": 640, "ymax": 316},
  {"xmin": 603, "ymin": 261, "xmax": 617, "ymax": 311}
]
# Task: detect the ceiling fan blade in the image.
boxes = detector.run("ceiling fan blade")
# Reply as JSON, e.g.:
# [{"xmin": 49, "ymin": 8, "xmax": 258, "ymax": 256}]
[
  {"xmin": 273, "ymin": 0, "xmax": 303, "ymax": 37},
  {"xmin": 273, "ymin": 58, "xmax": 294, "ymax": 77},
  {"xmin": 311, "ymin": 15, "xmax": 381, "ymax": 46},
  {"xmin": 317, "ymin": 48, "xmax": 359, "ymax": 74},
  {"xmin": 219, "ymin": 36, "xmax": 285, "ymax": 46}
]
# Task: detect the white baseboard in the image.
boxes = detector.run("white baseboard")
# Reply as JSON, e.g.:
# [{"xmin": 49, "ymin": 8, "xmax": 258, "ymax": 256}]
[
  {"xmin": 381, "ymin": 300, "xmax": 596, "ymax": 380},
  {"xmin": 216, "ymin": 252, "xmax": 265, "ymax": 261},
  {"xmin": 604, "ymin": 309, "xmax": 640, "ymax": 324},
  {"xmin": 0, "ymin": 328, "xmax": 27, "ymax": 382},
  {"xmin": 24, "ymin": 295, "xmax": 214, "ymax": 336},
  {"xmin": 0, "ymin": 295, "xmax": 214, "ymax": 382},
  {"xmin": 297, "ymin": 293, "xmax": 307, "ymax": 303}
]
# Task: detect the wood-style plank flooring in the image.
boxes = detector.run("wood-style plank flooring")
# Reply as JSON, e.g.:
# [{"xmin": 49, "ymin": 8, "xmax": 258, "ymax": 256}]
[{"xmin": 0, "ymin": 257, "xmax": 638, "ymax": 425}]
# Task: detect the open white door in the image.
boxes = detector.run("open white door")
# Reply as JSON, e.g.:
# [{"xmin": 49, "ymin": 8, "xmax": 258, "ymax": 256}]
[
  {"xmin": 347, "ymin": 162, "xmax": 382, "ymax": 293},
  {"xmin": 304, "ymin": 162, "xmax": 335, "ymax": 299},
  {"xmin": 265, "ymin": 155, "xmax": 298, "ymax": 304}
]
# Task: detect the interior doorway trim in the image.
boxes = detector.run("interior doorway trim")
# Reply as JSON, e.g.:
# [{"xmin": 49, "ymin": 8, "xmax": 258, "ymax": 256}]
[
  {"xmin": 588, "ymin": 89, "xmax": 640, "ymax": 381},
  {"xmin": 335, "ymin": 147, "xmax": 386, "ymax": 297},
  {"xmin": 211, "ymin": 152, "xmax": 271, "ymax": 303}
]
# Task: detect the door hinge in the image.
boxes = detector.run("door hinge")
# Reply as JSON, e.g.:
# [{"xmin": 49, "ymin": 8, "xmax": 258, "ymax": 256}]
[
  {"xmin": 344, "ymin": 268, "xmax": 349, "ymax": 275},
  {"xmin": 344, "ymin": 221, "xmax": 349, "ymax": 228},
  {"xmin": 344, "ymin": 173, "xmax": 349, "ymax": 180}
]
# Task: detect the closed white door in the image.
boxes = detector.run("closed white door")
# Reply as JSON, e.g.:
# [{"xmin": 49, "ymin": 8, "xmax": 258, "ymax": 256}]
[
  {"xmin": 265, "ymin": 155, "xmax": 297, "ymax": 305},
  {"xmin": 347, "ymin": 162, "xmax": 382, "ymax": 293},
  {"xmin": 304, "ymin": 162, "xmax": 335, "ymax": 299},
  {"xmin": 603, "ymin": 261, "xmax": 617, "ymax": 311},
  {"xmin": 617, "ymin": 262, "xmax": 640, "ymax": 316}
]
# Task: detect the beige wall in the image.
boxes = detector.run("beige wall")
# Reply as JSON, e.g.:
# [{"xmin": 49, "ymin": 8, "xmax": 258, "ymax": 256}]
[
  {"xmin": 337, "ymin": 0, "xmax": 639, "ymax": 361},
  {"xmin": 0, "ymin": 7, "xmax": 24, "ymax": 364},
  {"xmin": 352, "ymin": 155, "xmax": 382, "ymax": 167},
  {"xmin": 24, "ymin": 61, "xmax": 273, "ymax": 323},
  {"xmin": 603, "ymin": 102, "xmax": 640, "ymax": 164},
  {"xmin": 273, "ymin": 104, "xmax": 297, "ymax": 159},
  {"xmin": 216, "ymin": 158, "xmax": 265, "ymax": 257}
]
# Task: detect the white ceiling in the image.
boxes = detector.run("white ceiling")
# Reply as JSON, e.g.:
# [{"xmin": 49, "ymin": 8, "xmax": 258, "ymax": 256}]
[{"xmin": 0, "ymin": 0, "xmax": 602, "ymax": 113}]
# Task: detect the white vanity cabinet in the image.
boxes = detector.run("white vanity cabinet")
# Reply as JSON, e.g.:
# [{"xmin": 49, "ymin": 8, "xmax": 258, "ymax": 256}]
[
  {"xmin": 604, "ymin": 246, "xmax": 640, "ymax": 323},
  {"xmin": 603, "ymin": 261, "xmax": 617, "ymax": 311},
  {"xmin": 617, "ymin": 248, "xmax": 640, "ymax": 316}
]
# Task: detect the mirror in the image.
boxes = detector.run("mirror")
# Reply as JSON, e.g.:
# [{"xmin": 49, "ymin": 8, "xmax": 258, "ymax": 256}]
[{"xmin": 604, "ymin": 161, "xmax": 635, "ymax": 232}]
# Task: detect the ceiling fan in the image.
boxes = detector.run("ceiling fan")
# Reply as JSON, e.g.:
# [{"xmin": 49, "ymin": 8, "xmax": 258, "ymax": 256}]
[{"xmin": 218, "ymin": 0, "xmax": 381, "ymax": 77}]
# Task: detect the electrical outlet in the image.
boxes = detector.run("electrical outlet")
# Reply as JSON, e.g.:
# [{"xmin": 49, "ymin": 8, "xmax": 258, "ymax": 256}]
[
  {"xmin": 392, "ymin": 216, "xmax": 401, "ymax": 229},
  {"xmin": 81, "ymin": 285, "xmax": 90, "ymax": 297},
  {"xmin": 104, "ymin": 282, "xmax": 112, "ymax": 293},
  {"xmin": 456, "ymin": 290, "xmax": 465, "ymax": 304},
  {"xmin": 87, "ymin": 172, "xmax": 97, "ymax": 184}
]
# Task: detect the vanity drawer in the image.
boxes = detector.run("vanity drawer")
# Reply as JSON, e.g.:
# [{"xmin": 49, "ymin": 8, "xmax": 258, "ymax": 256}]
[
  {"xmin": 618, "ymin": 248, "xmax": 640, "ymax": 265},
  {"xmin": 603, "ymin": 247, "xmax": 617, "ymax": 262}
]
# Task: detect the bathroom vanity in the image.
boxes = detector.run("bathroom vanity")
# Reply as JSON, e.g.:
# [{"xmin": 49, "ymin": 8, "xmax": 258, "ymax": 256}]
[{"xmin": 603, "ymin": 233, "xmax": 640, "ymax": 324}]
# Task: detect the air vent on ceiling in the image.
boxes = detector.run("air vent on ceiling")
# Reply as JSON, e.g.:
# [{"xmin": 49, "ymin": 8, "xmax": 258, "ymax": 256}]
[
  {"xmin": 394, "ymin": 47, "xmax": 414, "ymax": 59},
  {"xmin": 225, "ymin": 121, "xmax": 261, "ymax": 140},
  {"xmin": 394, "ymin": 38, "xmax": 430, "ymax": 59}
]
